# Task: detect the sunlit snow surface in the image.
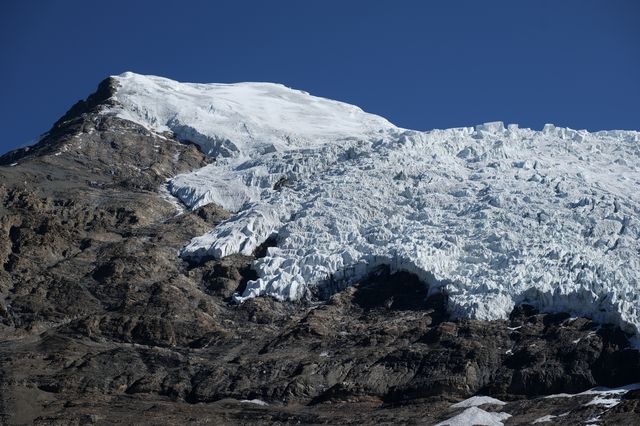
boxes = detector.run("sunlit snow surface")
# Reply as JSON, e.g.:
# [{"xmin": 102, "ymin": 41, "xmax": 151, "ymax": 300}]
[
  {"xmin": 436, "ymin": 407, "xmax": 511, "ymax": 426},
  {"xmin": 451, "ymin": 396, "xmax": 506, "ymax": 409},
  {"xmin": 106, "ymin": 73, "xmax": 640, "ymax": 341}
]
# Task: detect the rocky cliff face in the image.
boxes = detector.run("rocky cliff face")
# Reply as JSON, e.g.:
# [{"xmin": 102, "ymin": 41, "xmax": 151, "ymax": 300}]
[{"xmin": 0, "ymin": 78, "xmax": 639, "ymax": 425}]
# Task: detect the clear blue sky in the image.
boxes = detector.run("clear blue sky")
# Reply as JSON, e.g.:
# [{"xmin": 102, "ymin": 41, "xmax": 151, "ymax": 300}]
[{"xmin": 1, "ymin": 0, "xmax": 638, "ymax": 154}]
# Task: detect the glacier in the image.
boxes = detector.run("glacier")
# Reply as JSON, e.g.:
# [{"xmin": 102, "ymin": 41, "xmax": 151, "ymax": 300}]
[{"xmin": 103, "ymin": 72, "xmax": 640, "ymax": 342}]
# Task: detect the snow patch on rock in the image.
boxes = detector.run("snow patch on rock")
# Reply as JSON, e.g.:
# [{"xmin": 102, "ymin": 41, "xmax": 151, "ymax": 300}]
[
  {"xmin": 545, "ymin": 382, "xmax": 640, "ymax": 411},
  {"xmin": 240, "ymin": 399, "xmax": 269, "ymax": 406},
  {"xmin": 451, "ymin": 396, "xmax": 506, "ymax": 408},
  {"xmin": 436, "ymin": 406, "xmax": 511, "ymax": 426},
  {"xmin": 532, "ymin": 414, "xmax": 556, "ymax": 423}
]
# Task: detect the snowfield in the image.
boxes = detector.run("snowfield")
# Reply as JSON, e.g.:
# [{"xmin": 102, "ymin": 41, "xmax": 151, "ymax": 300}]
[{"xmin": 105, "ymin": 72, "xmax": 640, "ymax": 342}]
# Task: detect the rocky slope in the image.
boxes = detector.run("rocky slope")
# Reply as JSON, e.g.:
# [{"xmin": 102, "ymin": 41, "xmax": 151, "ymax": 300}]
[{"xmin": 0, "ymin": 76, "xmax": 639, "ymax": 425}]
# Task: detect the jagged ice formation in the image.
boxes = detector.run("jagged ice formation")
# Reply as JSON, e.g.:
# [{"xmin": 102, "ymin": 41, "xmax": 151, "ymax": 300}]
[{"xmin": 103, "ymin": 72, "xmax": 640, "ymax": 342}]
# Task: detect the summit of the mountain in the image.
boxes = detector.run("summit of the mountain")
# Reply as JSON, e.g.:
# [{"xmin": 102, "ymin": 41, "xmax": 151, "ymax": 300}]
[
  {"xmin": 103, "ymin": 72, "xmax": 398, "ymax": 158},
  {"xmin": 1, "ymin": 73, "xmax": 640, "ymax": 425}
]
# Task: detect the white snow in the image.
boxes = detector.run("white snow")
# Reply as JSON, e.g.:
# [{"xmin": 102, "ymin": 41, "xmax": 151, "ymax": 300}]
[
  {"xmin": 239, "ymin": 399, "xmax": 269, "ymax": 406},
  {"xmin": 545, "ymin": 383, "xmax": 640, "ymax": 410},
  {"xmin": 450, "ymin": 395, "xmax": 506, "ymax": 408},
  {"xmin": 546, "ymin": 383, "xmax": 640, "ymax": 399},
  {"xmin": 532, "ymin": 414, "xmax": 556, "ymax": 423},
  {"xmin": 435, "ymin": 407, "xmax": 511, "ymax": 426},
  {"xmin": 103, "ymin": 73, "xmax": 640, "ymax": 343},
  {"xmin": 585, "ymin": 396, "xmax": 619, "ymax": 408},
  {"xmin": 107, "ymin": 72, "xmax": 396, "ymax": 160}
]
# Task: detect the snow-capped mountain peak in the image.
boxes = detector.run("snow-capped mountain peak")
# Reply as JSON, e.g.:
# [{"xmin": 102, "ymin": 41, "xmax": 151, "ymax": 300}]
[
  {"xmin": 102, "ymin": 73, "xmax": 640, "ymax": 344},
  {"xmin": 106, "ymin": 72, "xmax": 398, "ymax": 158}
]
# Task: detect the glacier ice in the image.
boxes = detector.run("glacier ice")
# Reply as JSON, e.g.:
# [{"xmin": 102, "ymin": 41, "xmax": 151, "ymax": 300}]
[{"xmin": 103, "ymin": 73, "xmax": 640, "ymax": 343}]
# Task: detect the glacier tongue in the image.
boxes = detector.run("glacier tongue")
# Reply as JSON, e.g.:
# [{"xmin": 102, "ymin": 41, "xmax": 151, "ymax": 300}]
[{"xmin": 104, "ymin": 73, "xmax": 640, "ymax": 342}]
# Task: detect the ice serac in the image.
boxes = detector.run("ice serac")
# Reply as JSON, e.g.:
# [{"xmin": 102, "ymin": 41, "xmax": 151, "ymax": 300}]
[{"xmin": 103, "ymin": 73, "xmax": 640, "ymax": 343}]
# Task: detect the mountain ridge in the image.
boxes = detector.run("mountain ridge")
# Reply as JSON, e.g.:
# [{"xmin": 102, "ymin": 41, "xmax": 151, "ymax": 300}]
[{"xmin": 1, "ymin": 74, "xmax": 640, "ymax": 424}]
